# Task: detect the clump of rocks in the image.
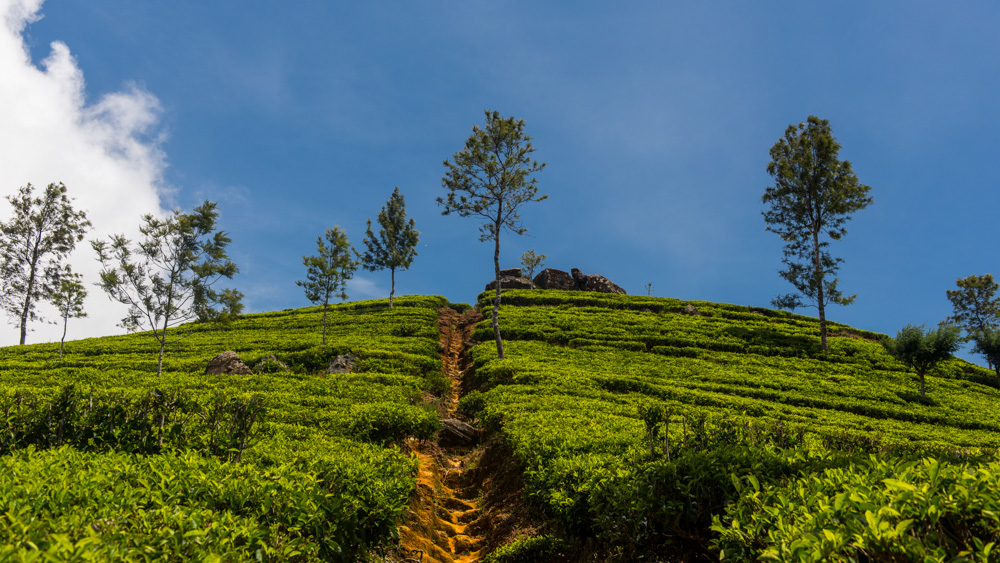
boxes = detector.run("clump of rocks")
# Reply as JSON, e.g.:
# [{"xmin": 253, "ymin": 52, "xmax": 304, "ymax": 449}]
[
  {"xmin": 484, "ymin": 267, "xmax": 626, "ymax": 295},
  {"xmin": 205, "ymin": 351, "xmax": 254, "ymax": 375}
]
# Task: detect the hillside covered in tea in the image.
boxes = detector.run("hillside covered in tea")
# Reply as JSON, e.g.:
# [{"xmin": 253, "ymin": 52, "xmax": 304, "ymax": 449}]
[{"xmin": 2, "ymin": 290, "xmax": 1000, "ymax": 561}]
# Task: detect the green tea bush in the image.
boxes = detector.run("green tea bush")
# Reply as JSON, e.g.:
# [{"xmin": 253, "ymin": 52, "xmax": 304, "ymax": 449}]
[
  {"xmin": 713, "ymin": 456, "xmax": 1000, "ymax": 561},
  {"xmin": 480, "ymin": 535, "xmax": 565, "ymax": 563},
  {"xmin": 464, "ymin": 290, "xmax": 1000, "ymax": 559},
  {"xmin": 0, "ymin": 446, "xmax": 378, "ymax": 561}
]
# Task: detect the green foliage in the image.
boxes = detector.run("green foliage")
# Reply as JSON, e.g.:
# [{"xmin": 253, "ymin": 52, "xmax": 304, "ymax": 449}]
[
  {"xmin": 713, "ymin": 456, "xmax": 1000, "ymax": 562},
  {"xmin": 971, "ymin": 329, "xmax": 1000, "ymax": 388},
  {"xmin": 0, "ymin": 294, "xmax": 449, "ymax": 559},
  {"xmin": 481, "ymin": 535, "xmax": 564, "ymax": 563},
  {"xmin": 438, "ymin": 110, "xmax": 547, "ymax": 360},
  {"xmin": 0, "ymin": 182, "xmax": 90, "ymax": 345},
  {"xmin": 947, "ymin": 274, "xmax": 1000, "ymax": 341},
  {"xmin": 519, "ymin": 249, "xmax": 546, "ymax": 286},
  {"xmin": 438, "ymin": 110, "xmax": 547, "ymax": 244},
  {"xmin": 0, "ymin": 385, "xmax": 266, "ymax": 462},
  {"xmin": 883, "ymin": 324, "xmax": 962, "ymax": 398},
  {"xmin": 464, "ymin": 289, "xmax": 999, "ymax": 559},
  {"xmin": 297, "ymin": 226, "xmax": 358, "ymax": 345},
  {"xmin": 92, "ymin": 201, "xmax": 240, "ymax": 377},
  {"xmin": 762, "ymin": 116, "xmax": 873, "ymax": 352},
  {"xmin": 359, "ymin": 187, "xmax": 419, "ymax": 308},
  {"xmin": 0, "ymin": 446, "xmax": 376, "ymax": 561},
  {"xmin": 47, "ymin": 265, "xmax": 87, "ymax": 358}
]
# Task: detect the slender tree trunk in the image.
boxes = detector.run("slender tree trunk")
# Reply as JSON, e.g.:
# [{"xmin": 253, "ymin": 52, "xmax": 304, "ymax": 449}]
[
  {"xmin": 390, "ymin": 267, "xmax": 395, "ymax": 309},
  {"xmin": 492, "ymin": 222, "xmax": 505, "ymax": 360},
  {"xmin": 18, "ymin": 225, "xmax": 46, "ymax": 346},
  {"xmin": 919, "ymin": 372, "xmax": 926, "ymax": 398},
  {"xmin": 19, "ymin": 291, "xmax": 30, "ymax": 345},
  {"xmin": 60, "ymin": 312, "xmax": 68, "ymax": 359},
  {"xmin": 157, "ymin": 337, "xmax": 166, "ymax": 378},
  {"xmin": 813, "ymin": 225, "xmax": 828, "ymax": 352},
  {"xmin": 322, "ymin": 301, "xmax": 328, "ymax": 345},
  {"xmin": 156, "ymin": 309, "xmax": 171, "ymax": 378},
  {"xmin": 18, "ymin": 240, "xmax": 41, "ymax": 346},
  {"xmin": 994, "ymin": 366, "xmax": 999, "ymax": 390}
]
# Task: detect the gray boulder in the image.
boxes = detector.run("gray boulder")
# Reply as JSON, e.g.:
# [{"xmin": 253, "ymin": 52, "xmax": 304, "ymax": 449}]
[
  {"xmin": 326, "ymin": 353, "xmax": 359, "ymax": 374},
  {"xmin": 484, "ymin": 275, "xmax": 534, "ymax": 292},
  {"xmin": 571, "ymin": 268, "xmax": 627, "ymax": 294},
  {"xmin": 438, "ymin": 418, "xmax": 480, "ymax": 447},
  {"xmin": 499, "ymin": 268, "xmax": 523, "ymax": 278},
  {"xmin": 532, "ymin": 268, "xmax": 577, "ymax": 291},
  {"xmin": 206, "ymin": 351, "xmax": 253, "ymax": 375}
]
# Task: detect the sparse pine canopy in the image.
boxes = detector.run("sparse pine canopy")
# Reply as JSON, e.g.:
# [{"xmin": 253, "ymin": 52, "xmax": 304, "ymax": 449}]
[
  {"xmin": 520, "ymin": 250, "xmax": 546, "ymax": 288},
  {"xmin": 297, "ymin": 226, "xmax": 358, "ymax": 344},
  {"xmin": 359, "ymin": 187, "xmax": 419, "ymax": 308},
  {"xmin": 48, "ymin": 265, "xmax": 87, "ymax": 359},
  {"xmin": 92, "ymin": 201, "xmax": 240, "ymax": 377},
  {"xmin": 971, "ymin": 329, "xmax": 1000, "ymax": 389},
  {"xmin": 946, "ymin": 274, "xmax": 1000, "ymax": 340},
  {"xmin": 0, "ymin": 182, "xmax": 90, "ymax": 345},
  {"xmin": 882, "ymin": 323, "xmax": 961, "ymax": 399},
  {"xmin": 438, "ymin": 110, "xmax": 547, "ymax": 359},
  {"xmin": 763, "ymin": 116, "xmax": 873, "ymax": 352}
]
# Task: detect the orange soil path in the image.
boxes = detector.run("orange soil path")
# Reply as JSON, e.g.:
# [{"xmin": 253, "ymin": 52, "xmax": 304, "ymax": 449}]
[{"xmin": 396, "ymin": 308, "xmax": 485, "ymax": 563}]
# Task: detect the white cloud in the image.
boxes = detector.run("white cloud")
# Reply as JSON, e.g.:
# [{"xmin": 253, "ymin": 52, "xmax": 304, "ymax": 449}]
[
  {"xmin": 0, "ymin": 0, "xmax": 167, "ymax": 346},
  {"xmin": 347, "ymin": 275, "xmax": 387, "ymax": 301}
]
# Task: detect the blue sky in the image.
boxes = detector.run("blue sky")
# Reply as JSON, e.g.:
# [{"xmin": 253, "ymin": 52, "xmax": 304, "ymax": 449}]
[{"xmin": 2, "ymin": 1, "xmax": 999, "ymax": 363}]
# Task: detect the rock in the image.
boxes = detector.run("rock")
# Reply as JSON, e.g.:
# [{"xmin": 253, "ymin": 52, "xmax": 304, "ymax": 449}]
[
  {"xmin": 484, "ymin": 275, "xmax": 534, "ymax": 292},
  {"xmin": 253, "ymin": 354, "xmax": 289, "ymax": 373},
  {"xmin": 532, "ymin": 268, "xmax": 577, "ymax": 291},
  {"xmin": 205, "ymin": 351, "xmax": 253, "ymax": 375},
  {"xmin": 682, "ymin": 304, "xmax": 701, "ymax": 316},
  {"xmin": 499, "ymin": 267, "xmax": 523, "ymax": 278},
  {"xmin": 571, "ymin": 268, "xmax": 627, "ymax": 294},
  {"xmin": 326, "ymin": 353, "xmax": 358, "ymax": 374},
  {"xmin": 438, "ymin": 418, "xmax": 480, "ymax": 447}
]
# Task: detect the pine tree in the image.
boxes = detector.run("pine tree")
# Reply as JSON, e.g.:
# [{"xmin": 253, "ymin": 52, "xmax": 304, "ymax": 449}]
[
  {"xmin": 297, "ymin": 227, "xmax": 358, "ymax": 344},
  {"xmin": 359, "ymin": 187, "xmax": 419, "ymax": 308},
  {"xmin": 762, "ymin": 116, "xmax": 873, "ymax": 352},
  {"xmin": 438, "ymin": 110, "xmax": 546, "ymax": 359}
]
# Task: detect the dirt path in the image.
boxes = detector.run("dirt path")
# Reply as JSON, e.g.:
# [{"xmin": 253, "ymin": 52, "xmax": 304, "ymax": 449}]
[{"xmin": 395, "ymin": 307, "xmax": 486, "ymax": 563}]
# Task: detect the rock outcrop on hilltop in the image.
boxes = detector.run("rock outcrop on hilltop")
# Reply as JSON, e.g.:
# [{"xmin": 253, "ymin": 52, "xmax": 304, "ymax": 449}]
[
  {"xmin": 570, "ymin": 268, "xmax": 626, "ymax": 295},
  {"xmin": 483, "ymin": 267, "xmax": 626, "ymax": 294}
]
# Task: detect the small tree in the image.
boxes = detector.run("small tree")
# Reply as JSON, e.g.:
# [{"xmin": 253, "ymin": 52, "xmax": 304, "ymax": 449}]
[
  {"xmin": 297, "ymin": 227, "xmax": 357, "ymax": 345},
  {"xmin": 762, "ymin": 116, "xmax": 873, "ymax": 352},
  {"xmin": 48, "ymin": 265, "xmax": 87, "ymax": 358},
  {"xmin": 645, "ymin": 283, "xmax": 654, "ymax": 296},
  {"xmin": 946, "ymin": 274, "xmax": 999, "ymax": 334},
  {"xmin": 971, "ymin": 329, "xmax": 1000, "ymax": 389},
  {"xmin": 438, "ymin": 110, "xmax": 547, "ymax": 359},
  {"xmin": 0, "ymin": 182, "xmax": 90, "ymax": 344},
  {"xmin": 519, "ymin": 249, "xmax": 546, "ymax": 288},
  {"xmin": 359, "ymin": 187, "xmax": 419, "ymax": 308},
  {"xmin": 882, "ymin": 324, "xmax": 961, "ymax": 399},
  {"xmin": 92, "ymin": 201, "xmax": 240, "ymax": 377}
]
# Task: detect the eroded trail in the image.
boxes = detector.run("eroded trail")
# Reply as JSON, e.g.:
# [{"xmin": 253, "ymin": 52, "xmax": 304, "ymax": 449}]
[{"xmin": 396, "ymin": 307, "xmax": 485, "ymax": 563}]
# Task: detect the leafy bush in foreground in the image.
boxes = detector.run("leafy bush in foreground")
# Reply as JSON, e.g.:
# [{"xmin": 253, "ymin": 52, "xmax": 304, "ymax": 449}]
[
  {"xmin": 713, "ymin": 457, "xmax": 1000, "ymax": 561},
  {"xmin": 0, "ymin": 446, "xmax": 372, "ymax": 561}
]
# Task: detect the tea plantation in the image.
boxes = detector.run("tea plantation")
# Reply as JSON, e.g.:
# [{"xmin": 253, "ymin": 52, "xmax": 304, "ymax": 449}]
[
  {"xmin": 462, "ymin": 290, "xmax": 1000, "ymax": 561},
  {"xmin": 6, "ymin": 289, "xmax": 1000, "ymax": 561},
  {"xmin": 0, "ymin": 295, "xmax": 449, "ymax": 561}
]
